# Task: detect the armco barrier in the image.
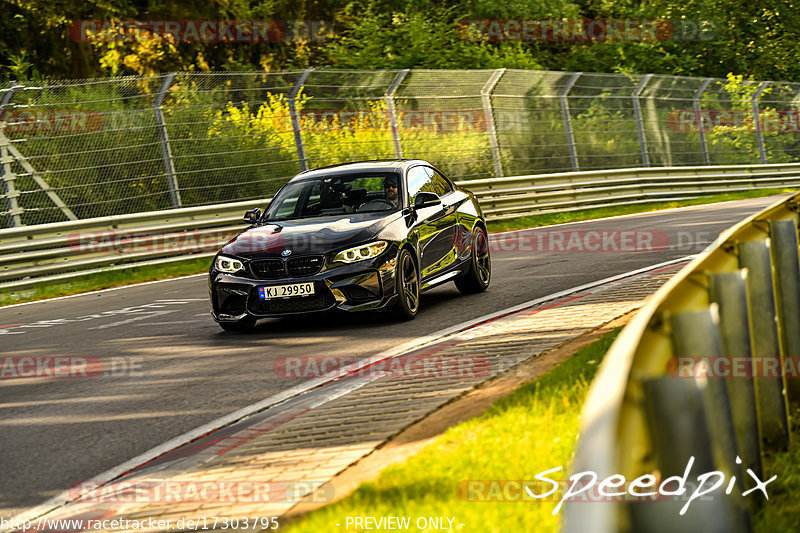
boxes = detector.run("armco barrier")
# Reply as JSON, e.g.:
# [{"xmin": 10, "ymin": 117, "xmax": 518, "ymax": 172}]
[
  {"xmin": 564, "ymin": 192, "xmax": 800, "ymax": 532},
  {"xmin": 0, "ymin": 199, "xmax": 266, "ymax": 291},
  {"xmin": 2, "ymin": 163, "xmax": 800, "ymax": 293}
]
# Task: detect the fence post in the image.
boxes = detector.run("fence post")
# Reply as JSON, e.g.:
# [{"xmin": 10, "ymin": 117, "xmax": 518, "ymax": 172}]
[
  {"xmin": 481, "ymin": 68, "xmax": 505, "ymax": 178},
  {"xmin": 561, "ymin": 72, "xmax": 581, "ymax": 171},
  {"xmin": 386, "ymin": 69, "xmax": 409, "ymax": 159},
  {"xmin": 0, "ymin": 82, "xmax": 22, "ymax": 227},
  {"xmin": 153, "ymin": 73, "xmax": 181, "ymax": 208},
  {"xmin": 694, "ymin": 78, "xmax": 713, "ymax": 165},
  {"xmin": 769, "ymin": 219, "xmax": 800, "ymax": 403},
  {"xmin": 289, "ymin": 69, "xmax": 312, "ymax": 172},
  {"xmin": 752, "ymin": 82, "xmax": 770, "ymax": 164},
  {"xmin": 738, "ymin": 239, "xmax": 791, "ymax": 450},
  {"xmin": 633, "ymin": 74, "xmax": 653, "ymax": 167}
]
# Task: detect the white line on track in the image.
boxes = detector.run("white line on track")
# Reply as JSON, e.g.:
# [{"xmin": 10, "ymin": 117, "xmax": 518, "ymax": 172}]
[
  {"xmin": 6, "ymin": 254, "xmax": 694, "ymax": 529},
  {"xmin": 0, "ymin": 274, "xmax": 207, "ymax": 310}
]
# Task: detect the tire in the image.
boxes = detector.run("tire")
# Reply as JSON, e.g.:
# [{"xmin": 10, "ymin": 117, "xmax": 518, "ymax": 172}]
[
  {"xmin": 455, "ymin": 226, "xmax": 491, "ymax": 294},
  {"xmin": 218, "ymin": 315, "xmax": 258, "ymax": 332},
  {"xmin": 391, "ymin": 249, "xmax": 420, "ymax": 320}
]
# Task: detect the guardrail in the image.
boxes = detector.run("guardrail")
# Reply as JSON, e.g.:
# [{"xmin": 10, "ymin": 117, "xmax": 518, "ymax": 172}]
[
  {"xmin": 2, "ymin": 162, "xmax": 800, "ymax": 294},
  {"xmin": 564, "ymin": 191, "xmax": 800, "ymax": 531},
  {"xmin": 0, "ymin": 199, "xmax": 266, "ymax": 292},
  {"xmin": 469, "ymin": 162, "xmax": 800, "ymax": 220}
]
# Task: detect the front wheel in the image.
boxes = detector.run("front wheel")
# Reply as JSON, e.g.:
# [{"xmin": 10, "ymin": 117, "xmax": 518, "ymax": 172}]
[
  {"xmin": 391, "ymin": 249, "xmax": 420, "ymax": 320},
  {"xmin": 218, "ymin": 315, "xmax": 258, "ymax": 332},
  {"xmin": 455, "ymin": 226, "xmax": 491, "ymax": 294}
]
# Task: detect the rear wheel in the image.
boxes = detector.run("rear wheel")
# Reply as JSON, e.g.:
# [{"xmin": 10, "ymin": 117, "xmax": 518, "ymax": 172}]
[
  {"xmin": 218, "ymin": 315, "xmax": 257, "ymax": 332},
  {"xmin": 455, "ymin": 226, "xmax": 491, "ymax": 294},
  {"xmin": 391, "ymin": 249, "xmax": 420, "ymax": 320}
]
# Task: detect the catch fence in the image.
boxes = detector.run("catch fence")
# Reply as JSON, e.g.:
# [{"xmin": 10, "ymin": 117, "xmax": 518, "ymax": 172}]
[{"xmin": 2, "ymin": 69, "xmax": 800, "ymax": 228}]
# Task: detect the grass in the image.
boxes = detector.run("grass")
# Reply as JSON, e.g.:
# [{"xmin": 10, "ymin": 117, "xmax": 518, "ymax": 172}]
[
  {"xmin": 283, "ymin": 328, "xmax": 622, "ymax": 533},
  {"xmin": 752, "ymin": 402, "xmax": 800, "ymax": 533},
  {"xmin": 486, "ymin": 188, "xmax": 795, "ymax": 233},
  {"xmin": 0, "ymin": 256, "xmax": 212, "ymax": 307},
  {"xmin": 1, "ymin": 187, "xmax": 792, "ymax": 307}
]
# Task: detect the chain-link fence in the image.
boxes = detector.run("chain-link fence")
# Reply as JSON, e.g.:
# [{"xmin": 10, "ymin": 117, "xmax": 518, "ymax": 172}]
[{"xmin": 2, "ymin": 69, "xmax": 799, "ymax": 228}]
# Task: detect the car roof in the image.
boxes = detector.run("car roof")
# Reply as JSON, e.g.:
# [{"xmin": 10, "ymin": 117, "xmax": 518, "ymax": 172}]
[{"xmin": 289, "ymin": 159, "xmax": 429, "ymax": 182}]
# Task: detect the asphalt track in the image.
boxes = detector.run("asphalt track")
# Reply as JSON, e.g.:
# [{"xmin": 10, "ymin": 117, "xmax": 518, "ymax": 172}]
[{"xmin": 0, "ymin": 196, "xmax": 785, "ymax": 520}]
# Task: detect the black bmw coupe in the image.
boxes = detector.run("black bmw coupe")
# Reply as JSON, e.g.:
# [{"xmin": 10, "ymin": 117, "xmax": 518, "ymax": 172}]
[{"xmin": 209, "ymin": 160, "xmax": 491, "ymax": 331}]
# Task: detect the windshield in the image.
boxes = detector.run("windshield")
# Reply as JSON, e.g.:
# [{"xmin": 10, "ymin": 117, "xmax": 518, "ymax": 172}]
[{"xmin": 263, "ymin": 172, "xmax": 402, "ymax": 221}]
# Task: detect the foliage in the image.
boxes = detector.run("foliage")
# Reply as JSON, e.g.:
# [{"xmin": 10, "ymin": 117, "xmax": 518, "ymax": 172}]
[
  {"xmin": 5, "ymin": 0, "xmax": 800, "ymax": 82},
  {"xmin": 705, "ymin": 73, "xmax": 795, "ymax": 164},
  {"xmin": 206, "ymin": 91, "xmax": 498, "ymax": 185}
]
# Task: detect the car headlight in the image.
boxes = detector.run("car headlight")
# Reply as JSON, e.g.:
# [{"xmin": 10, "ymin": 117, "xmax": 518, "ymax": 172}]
[
  {"xmin": 334, "ymin": 241, "xmax": 388, "ymax": 263},
  {"xmin": 215, "ymin": 255, "xmax": 245, "ymax": 273}
]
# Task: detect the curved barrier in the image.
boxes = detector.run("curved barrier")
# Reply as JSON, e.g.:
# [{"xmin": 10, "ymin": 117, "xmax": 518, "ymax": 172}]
[
  {"xmin": 565, "ymin": 192, "xmax": 800, "ymax": 532},
  {"xmin": 2, "ymin": 163, "xmax": 800, "ymax": 292}
]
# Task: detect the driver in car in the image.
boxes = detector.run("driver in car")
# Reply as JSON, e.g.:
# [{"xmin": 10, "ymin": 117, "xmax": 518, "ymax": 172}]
[{"xmin": 383, "ymin": 175, "xmax": 399, "ymax": 207}]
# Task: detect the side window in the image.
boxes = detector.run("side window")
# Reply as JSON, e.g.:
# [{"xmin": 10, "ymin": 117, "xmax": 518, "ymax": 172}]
[
  {"xmin": 429, "ymin": 168, "xmax": 454, "ymax": 197},
  {"xmin": 406, "ymin": 166, "xmax": 436, "ymax": 203}
]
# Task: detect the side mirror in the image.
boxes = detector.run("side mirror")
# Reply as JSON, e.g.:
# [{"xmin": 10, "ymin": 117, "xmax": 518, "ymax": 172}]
[
  {"xmin": 414, "ymin": 192, "xmax": 442, "ymax": 210},
  {"xmin": 243, "ymin": 208, "xmax": 261, "ymax": 224}
]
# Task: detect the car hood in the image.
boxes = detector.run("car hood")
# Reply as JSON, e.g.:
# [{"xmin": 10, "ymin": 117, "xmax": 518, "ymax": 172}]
[{"xmin": 221, "ymin": 212, "xmax": 399, "ymax": 259}]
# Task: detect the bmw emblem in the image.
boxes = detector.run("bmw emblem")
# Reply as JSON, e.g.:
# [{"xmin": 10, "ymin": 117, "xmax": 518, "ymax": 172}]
[{"xmin": 281, "ymin": 249, "xmax": 292, "ymax": 257}]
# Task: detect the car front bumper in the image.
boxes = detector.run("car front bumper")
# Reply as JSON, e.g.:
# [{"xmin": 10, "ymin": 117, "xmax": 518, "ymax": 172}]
[{"xmin": 209, "ymin": 255, "xmax": 399, "ymax": 322}]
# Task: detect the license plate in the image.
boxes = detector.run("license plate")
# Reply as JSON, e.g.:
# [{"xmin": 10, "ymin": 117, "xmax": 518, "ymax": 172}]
[{"xmin": 259, "ymin": 282, "xmax": 315, "ymax": 299}]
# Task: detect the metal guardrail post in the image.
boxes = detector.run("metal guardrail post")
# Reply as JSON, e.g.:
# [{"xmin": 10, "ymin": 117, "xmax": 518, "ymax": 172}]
[
  {"xmin": 633, "ymin": 74, "xmax": 653, "ymax": 167},
  {"xmin": 752, "ymin": 82, "xmax": 770, "ymax": 164},
  {"xmin": 153, "ymin": 73, "xmax": 182, "ymax": 208},
  {"xmin": 289, "ymin": 69, "xmax": 312, "ymax": 172},
  {"xmin": 560, "ymin": 72, "xmax": 582, "ymax": 172},
  {"xmin": 671, "ymin": 309, "xmax": 745, "ymax": 489},
  {"xmin": 637, "ymin": 377, "xmax": 744, "ymax": 533},
  {"xmin": 385, "ymin": 69, "xmax": 409, "ymax": 159},
  {"xmin": 738, "ymin": 239, "xmax": 791, "ymax": 450},
  {"xmin": 694, "ymin": 78, "xmax": 713, "ymax": 165},
  {"xmin": 481, "ymin": 68, "xmax": 505, "ymax": 178},
  {"xmin": 769, "ymin": 219, "xmax": 800, "ymax": 403},
  {"xmin": 709, "ymin": 270, "xmax": 763, "ymax": 485},
  {"xmin": 0, "ymin": 82, "xmax": 22, "ymax": 227}
]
